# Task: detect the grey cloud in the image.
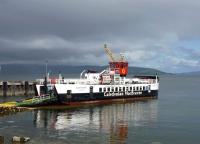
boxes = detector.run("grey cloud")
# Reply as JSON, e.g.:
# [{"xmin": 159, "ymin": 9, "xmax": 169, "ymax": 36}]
[
  {"xmin": 1, "ymin": 0, "xmax": 200, "ymax": 72},
  {"xmin": 1, "ymin": 0, "xmax": 200, "ymax": 39},
  {"xmin": 0, "ymin": 36, "xmax": 105, "ymax": 64}
]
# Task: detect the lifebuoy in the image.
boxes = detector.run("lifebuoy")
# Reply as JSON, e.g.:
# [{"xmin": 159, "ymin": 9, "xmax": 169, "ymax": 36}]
[{"xmin": 121, "ymin": 68, "xmax": 126, "ymax": 74}]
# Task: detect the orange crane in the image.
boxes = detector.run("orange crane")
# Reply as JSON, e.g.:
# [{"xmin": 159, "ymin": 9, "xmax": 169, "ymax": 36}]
[
  {"xmin": 104, "ymin": 44, "xmax": 126, "ymax": 62},
  {"xmin": 103, "ymin": 44, "xmax": 128, "ymax": 76},
  {"xmin": 104, "ymin": 44, "xmax": 115, "ymax": 62}
]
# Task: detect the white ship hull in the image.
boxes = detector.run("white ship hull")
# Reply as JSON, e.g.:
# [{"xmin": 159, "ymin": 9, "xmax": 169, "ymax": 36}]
[
  {"xmin": 54, "ymin": 82, "xmax": 159, "ymax": 103},
  {"xmin": 35, "ymin": 45, "xmax": 160, "ymax": 105}
]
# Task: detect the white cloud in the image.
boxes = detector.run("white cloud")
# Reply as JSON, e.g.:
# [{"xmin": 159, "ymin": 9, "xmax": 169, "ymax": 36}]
[
  {"xmin": 170, "ymin": 57, "xmax": 199, "ymax": 67},
  {"xmin": 0, "ymin": 36, "xmax": 74, "ymax": 49}
]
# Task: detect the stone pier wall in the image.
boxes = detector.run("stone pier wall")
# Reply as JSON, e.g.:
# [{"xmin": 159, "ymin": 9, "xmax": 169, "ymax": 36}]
[{"xmin": 0, "ymin": 81, "xmax": 35, "ymax": 96}]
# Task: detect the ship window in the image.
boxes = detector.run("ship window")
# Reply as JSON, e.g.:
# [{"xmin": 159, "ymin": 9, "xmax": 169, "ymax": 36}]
[
  {"xmin": 99, "ymin": 88, "xmax": 102, "ymax": 92},
  {"xmin": 143, "ymin": 86, "xmax": 145, "ymax": 91},
  {"xmin": 133, "ymin": 87, "xmax": 135, "ymax": 91},
  {"xmin": 115, "ymin": 87, "xmax": 118, "ymax": 91},
  {"xmin": 103, "ymin": 87, "xmax": 106, "ymax": 92},
  {"xmin": 123, "ymin": 87, "xmax": 125, "ymax": 91},
  {"xmin": 130, "ymin": 87, "xmax": 132, "ymax": 91},
  {"xmin": 140, "ymin": 86, "xmax": 142, "ymax": 91},
  {"xmin": 136, "ymin": 87, "xmax": 139, "ymax": 91},
  {"xmin": 107, "ymin": 87, "xmax": 110, "ymax": 92},
  {"xmin": 126, "ymin": 87, "xmax": 128, "ymax": 91},
  {"xmin": 111, "ymin": 87, "xmax": 114, "ymax": 92},
  {"xmin": 119, "ymin": 87, "xmax": 122, "ymax": 92}
]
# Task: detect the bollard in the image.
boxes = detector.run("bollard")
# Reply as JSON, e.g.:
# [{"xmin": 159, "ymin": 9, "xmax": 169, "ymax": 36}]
[{"xmin": 3, "ymin": 82, "xmax": 7, "ymax": 97}]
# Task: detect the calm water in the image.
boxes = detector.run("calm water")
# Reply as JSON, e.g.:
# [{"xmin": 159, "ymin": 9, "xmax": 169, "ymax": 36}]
[{"xmin": 0, "ymin": 76, "xmax": 200, "ymax": 144}]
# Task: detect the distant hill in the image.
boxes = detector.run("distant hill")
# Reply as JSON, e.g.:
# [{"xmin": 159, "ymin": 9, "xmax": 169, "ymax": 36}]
[
  {"xmin": 176, "ymin": 71, "xmax": 200, "ymax": 76},
  {"xmin": 128, "ymin": 66, "xmax": 167, "ymax": 76},
  {"xmin": 0, "ymin": 64, "xmax": 168, "ymax": 80}
]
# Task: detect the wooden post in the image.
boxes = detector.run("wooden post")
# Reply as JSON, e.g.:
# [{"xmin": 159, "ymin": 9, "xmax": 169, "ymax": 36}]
[
  {"xmin": 24, "ymin": 81, "xmax": 29, "ymax": 96},
  {"xmin": 3, "ymin": 81, "xmax": 7, "ymax": 97},
  {"xmin": 11, "ymin": 84, "xmax": 15, "ymax": 96}
]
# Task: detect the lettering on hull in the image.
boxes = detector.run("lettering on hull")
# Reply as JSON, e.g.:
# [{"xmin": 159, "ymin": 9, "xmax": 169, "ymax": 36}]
[{"xmin": 104, "ymin": 91, "xmax": 142, "ymax": 97}]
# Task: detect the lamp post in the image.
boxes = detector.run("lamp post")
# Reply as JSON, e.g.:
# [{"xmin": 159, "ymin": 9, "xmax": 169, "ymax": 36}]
[{"xmin": 45, "ymin": 60, "xmax": 48, "ymax": 78}]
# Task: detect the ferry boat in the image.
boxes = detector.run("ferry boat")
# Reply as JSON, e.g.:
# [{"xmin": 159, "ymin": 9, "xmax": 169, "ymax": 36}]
[{"xmin": 35, "ymin": 45, "xmax": 159, "ymax": 105}]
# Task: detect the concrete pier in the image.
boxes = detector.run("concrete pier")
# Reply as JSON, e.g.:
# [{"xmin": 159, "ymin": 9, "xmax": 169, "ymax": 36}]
[{"xmin": 0, "ymin": 81, "xmax": 35, "ymax": 97}]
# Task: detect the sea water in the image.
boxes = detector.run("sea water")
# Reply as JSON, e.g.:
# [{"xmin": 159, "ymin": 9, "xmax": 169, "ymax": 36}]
[{"xmin": 0, "ymin": 76, "xmax": 200, "ymax": 144}]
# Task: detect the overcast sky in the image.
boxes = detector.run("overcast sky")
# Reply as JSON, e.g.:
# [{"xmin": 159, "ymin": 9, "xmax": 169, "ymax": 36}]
[{"xmin": 0, "ymin": 0, "xmax": 200, "ymax": 73}]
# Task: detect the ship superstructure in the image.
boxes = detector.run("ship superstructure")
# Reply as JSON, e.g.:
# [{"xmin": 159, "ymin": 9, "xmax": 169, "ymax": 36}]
[{"xmin": 35, "ymin": 45, "xmax": 159, "ymax": 105}]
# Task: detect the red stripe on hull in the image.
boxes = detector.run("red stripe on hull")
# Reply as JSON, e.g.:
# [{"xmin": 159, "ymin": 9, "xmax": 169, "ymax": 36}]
[{"xmin": 35, "ymin": 96, "xmax": 157, "ymax": 109}]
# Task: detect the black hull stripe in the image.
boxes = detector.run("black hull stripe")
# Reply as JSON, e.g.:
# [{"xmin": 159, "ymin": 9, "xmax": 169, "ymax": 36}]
[{"xmin": 57, "ymin": 90, "xmax": 158, "ymax": 103}]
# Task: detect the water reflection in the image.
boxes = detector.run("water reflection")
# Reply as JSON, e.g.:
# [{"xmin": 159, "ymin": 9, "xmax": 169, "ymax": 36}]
[{"xmin": 33, "ymin": 100, "xmax": 158, "ymax": 143}]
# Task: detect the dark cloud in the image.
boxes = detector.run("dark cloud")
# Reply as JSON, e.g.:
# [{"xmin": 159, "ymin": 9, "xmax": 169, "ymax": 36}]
[{"xmin": 0, "ymin": 0, "xmax": 200, "ymax": 72}]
